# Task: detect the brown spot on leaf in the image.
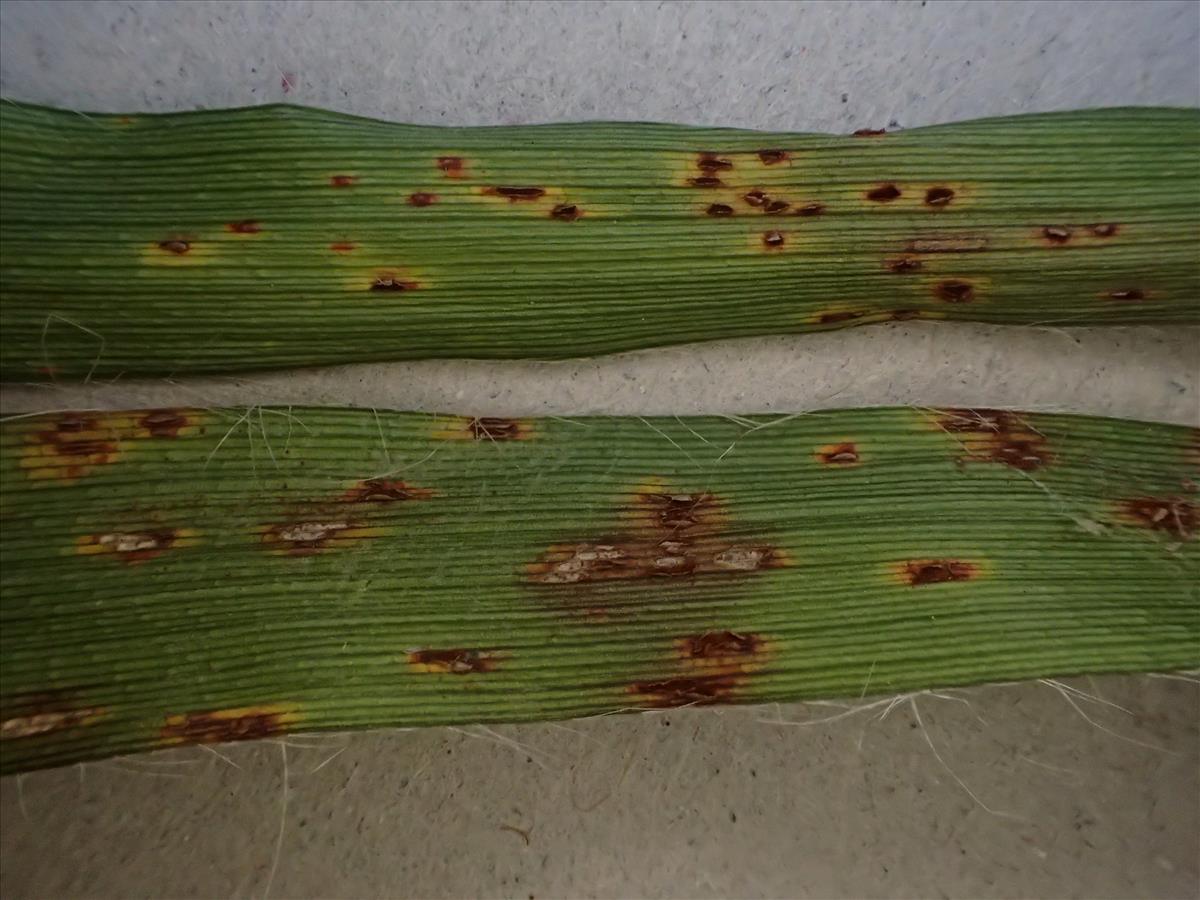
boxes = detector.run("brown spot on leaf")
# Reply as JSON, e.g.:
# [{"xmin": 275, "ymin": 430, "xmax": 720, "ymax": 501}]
[
  {"xmin": 819, "ymin": 311, "xmax": 862, "ymax": 324},
  {"xmin": 1089, "ymin": 223, "xmax": 1119, "ymax": 238},
  {"xmin": 1109, "ymin": 289, "xmax": 1145, "ymax": 301},
  {"xmin": 408, "ymin": 192, "xmax": 438, "ymax": 206},
  {"xmin": 935, "ymin": 280, "xmax": 975, "ymax": 303},
  {"xmin": 158, "ymin": 239, "xmax": 190, "ymax": 255},
  {"xmin": 854, "ymin": 128, "xmax": 887, "ymax": 137},
  {"xmin": 340, "ymin": 479, "xmax": 436, "ymax": 503},
  {"xmin": 757, "ymin": 149, "xmax": 789, "ymax": 165},
  {"xmin": 866, "ymin": 184, "xmax": 901, "ymax": 202},
  {"xmin": 1118, "ymin": 498, "xmax": 1195, "ymax": 539},
  {"xmin": 679, "ymin": 630, "xmax": 763, "ymax": 660},
  {"xmin": 407, "ymin": 648, "xmax": 500, "ymax": 674},
  {"xmin": 370, "ymin": 274, "xmax": 418, "ymax": 292},
  {"xmin": 816, "ymin": 442, "xmax": 860, "ymax": 466},
  {"xmin": 140, "ymin": 409, "xmax": 189, "ymax": 438},
  {"xmin": 1, "ymin": 692, "xmax": 105, "ymax": 740},
  {"xmin": 762, "ymin": 231, "xmax": 785, "ymax": 250},
  {"xmin": 795, "ymin": 203, "xmax": 825, "ymax": 217},
  {"xmin": 697, "ymin": 153, "xmax": 734, "ymax": 172},
  {"xmin": 259, "ymin": 520, "xmax": 378, "ymax": 555},
  {"xmin": 743, "ymin": 190, "xmax": 768, "ymax": 207},
  {"xmin": 887, "ymin": 257, "xmax": 923, "ymax": 274},
  {"xmin": 77, "ymin": 528, "xmax": 195, "ymax": 564},
  {"xmin": 900, "ymin": 559, "xmax": 979, "ymax": 586},
  {"xmin": 330, "ymin": 175, "xmax": 357, "ymax": 188},
  {"xmin": 550, "ymin": 204, "xmax": 582, "ymax": 221},
  {"xmin": 935, "ymin": 408, "xmax": 1053, "ymax": 471},
  {"xmin": 470, "ymin": 417, "xmax": 524, "ymax": 441},
  {"xmin": 924, "ymin": 187, "xmax": 954, "ymax": 207},
  {"xmin": 688, "ymin": 176, "xmax": 725, "ymax": 188},
  {"xmin": 484, "ymin": 186, "xmax": 546, "ymax": 201},
  {"xmin": 20, "ymin": 413, "xmax": 121, "ymax": 482},
  {"xmin": 161, "ymin": 705, "xmax": 298, "ymax": 746},
  {"xmin": 329, "ymin": 242, "xmax": 357, "ymax": 253},
  {"xmin": 706, "ymin": 203, "xmax": 734, "ymax": 217},
  {"xmin": 225, "ymin": 220, "xmax": 262, "ymax": 234},
  {"xmin": 765, "ymin": 200, "xmax": 790, "ymax": 214},
  {"xmin": 628, "ymin": 674, "xmax": 739, "ymax": 708},
  {"xmin": 1042, "ymin": 226, "xmax": 1072, "ymax": 245},
  {"xmin": 436, "ymin": 156, "xmax": 465, "ymax": 178},
  {"xmin": 891, "ymin": 308, "xmax": 923, "ymax": 320}
]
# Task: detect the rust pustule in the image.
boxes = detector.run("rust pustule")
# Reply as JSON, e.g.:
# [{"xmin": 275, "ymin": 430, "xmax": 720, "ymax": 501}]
[
  {"xmin": 901, "ymin": 559, "xmax": 979, "ymax": 586},
  {"xmin": 225, "ymin": 220, "xmax": 262, "ymax": 234},
  {"xmin": 436, "ymin": 156, "xmax": 465, "ymax": 177},
  {"xmin": 887, "ymin": 257, "xmax": 922, "ymax": 274},
  {"xmin": 935, "ymin": 408, "xmax": 1053, "ymax": 471},
  {"xmin": 765, "ymin": 200, "xmax": 790, "ymax": 214},
  {"xmin": 1118, "ymin": 498, "xmax": 1195, "ymax": 539},
  {"xmin": 329, "ymin": 242, "xmax": 357, "ymax": 253},
  {"xmin": 1042, "ymin": 226, "xmax": 1072, "ymax": 244},
  {"xmin": 469, "ymin": 417, "xmax": 524, "ymax": 441},
  {"xmin": 866, "ymin": 184, "xmax": 901, "ymax": 202},
  {"xmin": 679, "ymin": 631, "xmax": 763, "ymax": 660},
  {"xmin": 1089, "ymin": 223, "xmax": 1119, "ymax": 238},
  {"xmin": 706, "ymin": 203, "xmax": 734, "ymax": 217},
  {"xmin": 161, "ymin": 705, "xmax": 297, "ymax": 746},
  {"xmin": 550, "ymin": 204, "xmax": 582, "ymax": 221},
  {"xmin": 140, "ymin": 409, "xmax": 189, "ymax": 438},
  {"xmin": 743, "ymin": 189, "xmax": 768, "ymax": 207},
  {"xmin": 627, "ymin": 674, "xmax": 740, "ymax": 708},
  {"xmin": 795, "ymin": 203, "xmax": 825, "ymax": 217},
  {"xmin": 158, "ymin": 239, "xmax": 190, "ymax": 255},
  {"xmin": 697, "ymin": 153, "xmax": 734, "ymax": 172},
  {"xmin": 484, "ymin": 186, "xmax": 546, "ymax": 201},
  {"xmin": 1109, "ymin": 289, "xmax": 1145, "ymax": 301},
  {"xmin": 762, "ymin": 230, "xmax": 785, "ymax": 250},
  {"xmin": 853, "ymin": 128, "xmax": 887, "ymax": 137},
  {"xmin": 935, "ymin": 280, "xmax": 975, "ymax": 303},
  {"xmin": 408, "ymin": 192, "xmax": 438, "ymax": 206},
  {"xmin": 757, "ymin": 149, "xmax": 789, "ymax": 165},
  {"xmin": 340, "ymin": 479, "xmax": 436, "ymax": 503},
  {"xmin": 370, "ymin": 275, "xmax": 417, "ymax": 292},
  {"xmin": 819, "ymin": 311, "xmax": 862, "ymax": 324},
  {"xmin": 406, "ymin": 648, "xmax": 500, "ymax": 674},
  {"xmin": 816, "ymin": 442, "xmax": 860, "ymax": 465},
  {"xmin": 924, "ymin": 187, "xmax": 954, "ymax": 207},
  {"xmin": 329, "ymin": 175, "xmax": 358, "ymax": 188},
  {"xmin": 688, "ymin": 176, "xmax": 724, "ymax": 188}
]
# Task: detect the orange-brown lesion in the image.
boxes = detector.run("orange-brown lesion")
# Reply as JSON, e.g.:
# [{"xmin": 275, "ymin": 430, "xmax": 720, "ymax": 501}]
[
  {"xmin": 1, "ymin": 691, "xmax": 106, "ymax": 740},
  {"xmin": 628, "ymin": 629, "xmax": 774, "ymax": 708},
  {"xmin": 339, "ymin": 479, "xmax": 437, "ymax": 503},
  {"xmin": 256, "ymin": 520, "xmax": 383, "ymax": 555},
  {"xmin": 405, "ymin": 648, "xmax": 503, "ymax": 674},
  {"xmin": 431, "ymin": 416, "xmax": 535, "ymax": 442},
  {"xmin": 929, "ymin": 408, "xmax": 1053, "ymax": 471},
  {"xmin": 19, "ymin": 412, "xmax": 123, "ymax": 482},
  {"xmin": 160, "ymin": 704, "xmax": 300, "ymax": 746},
  {"xmin": 75, "ymin": 527, "xmax": 200, "ymax": 564},
  {"xmin": 815, "ymin": 442, "xmax": 862, "ymax": 466},
  {"xmin": 1112, "ymin": 497, "xmax": 1196, "ymax": 540},
  {"xmin": 890, "ymin": 558, "xmax": 982, "ymax": 586}
]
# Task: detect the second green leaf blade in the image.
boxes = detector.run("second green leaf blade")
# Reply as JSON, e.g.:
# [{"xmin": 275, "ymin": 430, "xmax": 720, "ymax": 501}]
[{"xmin": 1, "ymin": 103, "xmax": 1198, "ymax": 379}]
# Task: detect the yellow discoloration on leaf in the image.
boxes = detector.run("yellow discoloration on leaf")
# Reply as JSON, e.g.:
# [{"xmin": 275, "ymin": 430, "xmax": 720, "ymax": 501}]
[
  {"xmin": 1, "ymin": 707, "xmax": 106, "ymax": 740},
  {"xmin": 160, "ymin": 704, "xmax": 301, "ymax": 746},
  {"xmin": 430, "ymin": 416, "xmax": 535, "ymax": 441},
  {"xmin": 74, "ymin": 527, "xmax": 200, "ymax": 563}
]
